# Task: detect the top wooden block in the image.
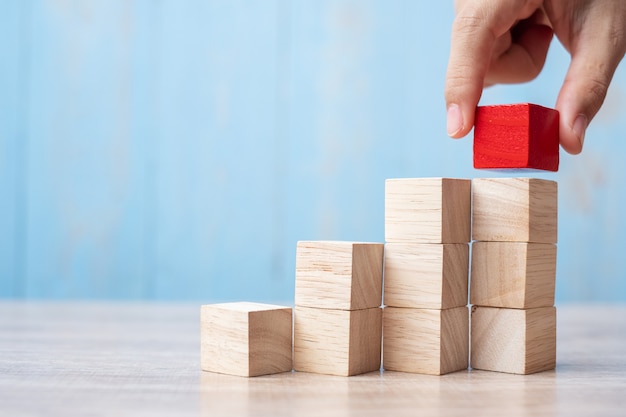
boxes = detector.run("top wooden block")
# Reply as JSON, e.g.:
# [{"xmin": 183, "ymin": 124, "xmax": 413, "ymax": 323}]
[
  {"xmin": 385, "ymin": 178, "xmax": 471, "ymax": 243},
  {"xmin": 474, "ymin": 103, "xmax": 559, "ymax": 172},
  {"xmin": 472, "ymin": 178, "xmax": 557, "ymax": 243},
  {"xmin": 295, "ymin": 241, "xmax": 384, "ymax": 310}
]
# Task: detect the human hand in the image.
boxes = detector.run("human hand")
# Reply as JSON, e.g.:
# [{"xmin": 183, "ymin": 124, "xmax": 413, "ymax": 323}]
[{"xmin": 445, "ymin": 0, "xmax": 626, "ymax": 154}]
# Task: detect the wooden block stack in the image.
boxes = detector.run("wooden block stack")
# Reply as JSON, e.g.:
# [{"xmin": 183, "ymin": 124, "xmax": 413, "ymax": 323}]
[
  {"xmin": 200, "ymin": 175, "xmax": 560, "ymax": 378},
  {"xmin": 293, "ymin": 241, "xmax": 384, "ymax": 376},
  {"xmin": 383, "ymin": 178, "xmax": 471, "ymax": 375},
  {"xmin": 470, "ymin": 178, "xmax": 558, "ymax": 374}
]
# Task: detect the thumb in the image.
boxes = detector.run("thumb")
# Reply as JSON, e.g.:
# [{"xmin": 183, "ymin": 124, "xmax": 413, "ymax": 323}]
[{"xmin": 556, "ymin": 33, "xmax": 626, "ymax": 154}]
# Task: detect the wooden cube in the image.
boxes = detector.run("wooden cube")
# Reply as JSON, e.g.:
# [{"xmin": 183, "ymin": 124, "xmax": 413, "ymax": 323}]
[
  {"xmin": 471, "ymin": 306, "xmax": 556, "ymax": 374},
  {"xmin": 383, "ymin": 306, "xmax": 469, "ymax": 375},
  {"xmin": 473, "ymin": 103, "xmax": 559, "ymax": 172},
  {"xmin": 385, "ymin": 178, "xmax": 471, "ymax": 243},
  {"xmin": 200, "ymin": 302, "xmax": 292, "ymax": 377},
  {"xmin": 471, "ymin": 242, "xmax": 556, "ymax": 308},
  {"xmin": 472, "ymin": 178, "xmax": 557, "ymax": 243},
  {"xmin": 294, "ymin": 306, "xmax": 382, "ymax": 376},
  {"xmin": 384, "ymin": 243, "xmax": 468, "ymax": 309},
  {"xmin": 295, "ymin": 241, "xmax": 384, "ymax": 310}
]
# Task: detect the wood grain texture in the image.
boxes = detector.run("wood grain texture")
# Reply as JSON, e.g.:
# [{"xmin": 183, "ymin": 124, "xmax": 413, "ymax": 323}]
[
  {"xmin": 0, "ymin": 2, "xmax": 26, "ymax": 297},
  {"xmin": 471, "ymin": 242, "xmax": 556, "ymax": 308},
  {"xmin": 201, "ymin": 302, "xmax": 292, "ymax": 377},
  {"xmin": 153, "ymin": 1, "xmax": 284, "ymax": 300},
  {"xmin": 2, "ymin": 3, "xmax": 626, "ymax": 305},
  {"xmin": 383, "ymin": 306, "xmax": 469, "ymax": 375},
  {"xmin": 3, "ymin": 303, "xmax": 626, "ymax": 417},
  {"xmin": 24, "ymin": 1, "xmax": 157, "ymax": 298},
  {"xmin": 471, "ymin": 306, "xmax": 556, "ymax": 375},
  {"xmin": 384, "ymin": 243, "xmax": 468, "ymax": 309},
  {"xmin": 472, "ymin": 178, "xmax": 557, "ymax": 243},
  {"xmin": 294, "ymin": 306, "xmax": 381, "ymax": 376},
  {"xmin": 473, "ymin": 103, "xmax": 559, "ymax": 171},
  {"xmin": 295, "ymin": 241, "xmax": 384, "ymax": 310},
  {"xmin": 2, "ymin": 2, "xmax": 625, "ymax": 305},
  {"xmin": 385, "ymin": 178, "xmax": 471, "ymax": 243}
]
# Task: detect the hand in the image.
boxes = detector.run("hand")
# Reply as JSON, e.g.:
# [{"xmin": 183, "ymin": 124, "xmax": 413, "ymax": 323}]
[{"xmin": 445, "ymin": 0, "xmax": 626, "ymax": 154}]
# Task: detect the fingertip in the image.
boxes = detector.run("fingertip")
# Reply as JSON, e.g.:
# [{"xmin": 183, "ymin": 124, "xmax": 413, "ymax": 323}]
[
  {"xmin": 445, "ymin": 71, "xmax": 483, "ymax": 138},
  {"xmin": 446, "ymin": 103, "xmax": 475, "ymax": 139},
  {"xmin": 559, "ymin": 113, "xmax": 587, "ymax": 155},
  {"xmin": 572, "ymin": 114, "xmax": 588, "ymax": 150},
  {"xmin": 447, "ymin": 104, "xmax": 464, "ymax": 137}
]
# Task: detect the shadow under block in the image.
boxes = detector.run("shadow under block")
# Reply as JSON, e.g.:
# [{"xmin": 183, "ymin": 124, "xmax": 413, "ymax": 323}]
[
  {"xmin": 295, "ymin": 241, "xmax": 384, "ymax": 310},
  {"xmin": 471, "ymin": 306, "xmax": 556, "ymax": 375},
  {"xmin": 294, "ymin": 306, "xmax": 382, "ymax": 376},
  {"xmin": 473, "ymin": 103, "xmax": 559, "ymax": 172},
  {"xmin": 383, "ymin": 307, "xmax": 469, "ymax": 375},
  {"xmin": 385, "ymin": 178, "xmax": 471, "ymax": 243},
  {"xmin": 471, "ymin": 242, "xmax": 556, "ymax": 308},
  {"xmin": 384, "ymin": 243, "xmax": 469, "ymax": 309},
  {"xmin": 200, "ymin": 302, "xmax": 292, "ymax": 377},
  {"xmin": 472, "ymin": 178, "xmax": 557, "ymax": 243}
]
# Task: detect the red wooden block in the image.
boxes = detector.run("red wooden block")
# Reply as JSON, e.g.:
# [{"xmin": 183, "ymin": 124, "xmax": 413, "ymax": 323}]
[{"xmin": 473, "ymin": 103, "xmax": 559, "ymax": 172}]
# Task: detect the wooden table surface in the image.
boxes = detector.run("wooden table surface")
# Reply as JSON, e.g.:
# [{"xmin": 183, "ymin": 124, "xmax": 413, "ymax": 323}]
[{"xmin": 1, "ymin": 302, "xmax": 625, "ymax": 417}]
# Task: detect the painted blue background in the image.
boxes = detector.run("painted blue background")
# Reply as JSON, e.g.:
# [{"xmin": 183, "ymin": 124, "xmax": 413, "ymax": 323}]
[{"xmin": 1, "ymin": 1, "xmax": 625, "ymax": 302}]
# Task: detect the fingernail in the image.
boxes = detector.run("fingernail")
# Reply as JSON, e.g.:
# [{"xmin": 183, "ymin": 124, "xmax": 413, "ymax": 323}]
[
  {"xmin": 573, "ymin": 114, "xmax": 588, "ymax": 148},
  {"xmin": 447, "ymin": 104, "xmax": 463, "ymax": 137}
]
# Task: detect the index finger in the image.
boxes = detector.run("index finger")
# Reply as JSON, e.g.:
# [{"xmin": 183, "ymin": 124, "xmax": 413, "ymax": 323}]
[{"xmin": 445, "ymin": 0, "xmax": 543, "ymax": 138}]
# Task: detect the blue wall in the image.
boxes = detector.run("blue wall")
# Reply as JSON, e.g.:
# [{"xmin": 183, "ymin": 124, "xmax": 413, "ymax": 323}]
[{"xmin": 1, "ymin": 0, "xmax": 625, "ymax": 302}]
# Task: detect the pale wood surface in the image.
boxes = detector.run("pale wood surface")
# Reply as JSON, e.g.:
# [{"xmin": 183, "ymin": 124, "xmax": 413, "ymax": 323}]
[
  {"xmin": 472, "ymin": 306, "xmax": 557, "ymax": 375},
  {"xmin": 295, "ymin": 241, "xmax": 384, "ymax": 310},
  {"xmin": 200, "ymin": 302, "xmax": 292, "ymax": 377},
  {"xmin": 472, "ymin": 178, "xmax": 558, "ymax": 243},
  {"xmin": 383, "ymin": 306, "xmax": 469, "ymax": 375},
  {"xmin": 1, "ymin": 302, "xmax": 625, "ymax": 417},
  {"xmin": 385, "ymin": 178, "xmax": 471, "ymax": 243},
  {"xmin": 293, "ymin": 306, "xmax": 381, "ymax": 376},
  {"xmin": 471, "ymin": 242, "xmax": 556, "ymax": 308},
  {"xmin": 384, "ymin": 243, "xmax": 469, "ymax": 309}
]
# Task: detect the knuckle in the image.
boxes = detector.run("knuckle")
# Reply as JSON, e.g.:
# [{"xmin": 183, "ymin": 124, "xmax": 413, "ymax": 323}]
[
  {"xmin": 445, "ymin": 70, "xmax": 482, "ymax": 101},
  {"xmin": 452, "ymin": 14, "xmax": 488, "ymax": 37},
  {"xmin": 585, "ymin": 77, "xmax": 610, "ymax": 111}
]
